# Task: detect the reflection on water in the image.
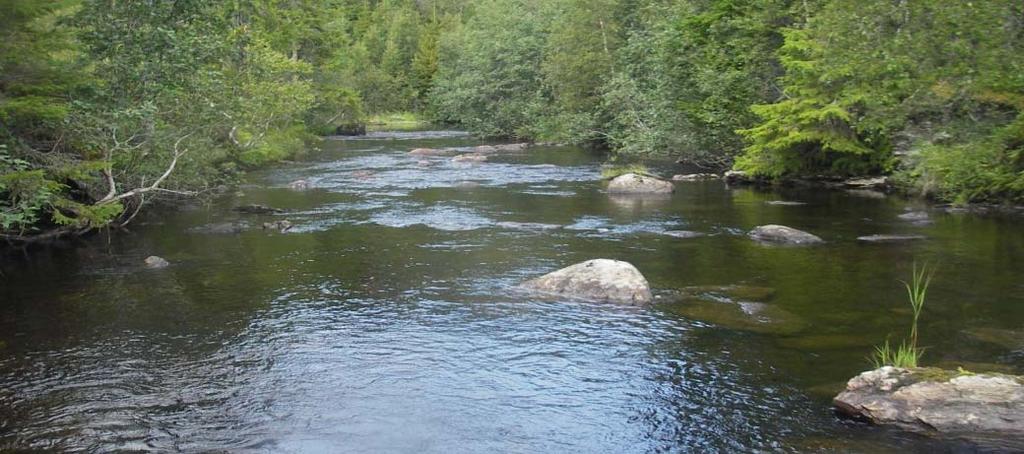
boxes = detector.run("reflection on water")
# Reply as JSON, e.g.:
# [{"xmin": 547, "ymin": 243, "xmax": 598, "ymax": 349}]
[{"xmin": 1, "ymin": 133, "xmax": 1022, "ymax": 452}]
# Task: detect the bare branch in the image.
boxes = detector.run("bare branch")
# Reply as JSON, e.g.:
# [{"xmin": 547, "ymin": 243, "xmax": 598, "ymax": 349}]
[{"xmin": 98, "ymin": 133, "xmax": 193, "ymax": 205}]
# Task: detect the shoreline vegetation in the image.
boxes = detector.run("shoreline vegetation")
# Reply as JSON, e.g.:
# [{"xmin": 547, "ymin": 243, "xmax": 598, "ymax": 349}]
[{"xmin": 3, "ymin": 0, "xmax": 1023, "ymax": 244}]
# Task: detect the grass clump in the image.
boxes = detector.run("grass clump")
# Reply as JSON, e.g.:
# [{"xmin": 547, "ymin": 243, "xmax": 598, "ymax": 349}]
[
  {"xmin": 871, "ymin": 263, "xmax": 934, "ymax": 369},
  {"xmin": 601, "ymin": 163, "xmax": 652, "ymax": 180}
]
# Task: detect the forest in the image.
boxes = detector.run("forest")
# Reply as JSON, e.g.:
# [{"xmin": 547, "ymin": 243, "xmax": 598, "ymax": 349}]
[{"xmin": 2, "ymin": 0, "xmax": 1023, "ymax": 240}]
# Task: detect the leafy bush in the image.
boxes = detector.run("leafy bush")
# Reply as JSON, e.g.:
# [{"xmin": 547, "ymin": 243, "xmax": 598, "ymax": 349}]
[{"xmin": 238, "ymin": 125, "xmax": 312, "ymax": 168}]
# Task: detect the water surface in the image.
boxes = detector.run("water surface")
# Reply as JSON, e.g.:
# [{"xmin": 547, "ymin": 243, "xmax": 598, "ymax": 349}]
[{"xmin": 2, "ymin": 131, "xmax": 1022, "ymax": 452}]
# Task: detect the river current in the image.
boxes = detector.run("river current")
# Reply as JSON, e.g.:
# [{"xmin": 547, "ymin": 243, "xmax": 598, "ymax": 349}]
[{"xmin": 2, "ymin": 131, "xmax": 1022, "ymax": 452}]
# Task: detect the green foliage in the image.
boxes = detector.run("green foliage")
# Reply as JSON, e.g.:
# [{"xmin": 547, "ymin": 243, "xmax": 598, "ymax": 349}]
[
  {"xmin": 600, "ymin": 163, "xmax": 651, "ymax": 180},
  {"xmin": 430, "ymin": 0, "xmax": 554, "ymax": 139},
  {"xmin": 871, "ymin": 340, "xmax": 920, "ymax": 369},
  {"xmin": 871, "ymin": 264, "xmax": 933, "ymax": 368},
  {"xmin": 238, "ymin": 125, "xmax": 312, "ymax": 168},
  {"xmin": 4, "ymin": 0, "xmax": 1024, "ymax": 236},
  {"xmin": 737, "ymin": 0, "xmax": 1024, "ymax": 201}
]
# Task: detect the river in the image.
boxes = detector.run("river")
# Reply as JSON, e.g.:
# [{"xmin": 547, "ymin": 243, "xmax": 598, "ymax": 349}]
[{"xmin": 1, "ymin": 131, "xmax": 1022, "ymax": 452}]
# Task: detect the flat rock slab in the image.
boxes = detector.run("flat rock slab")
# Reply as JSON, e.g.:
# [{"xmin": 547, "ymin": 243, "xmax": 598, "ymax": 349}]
[
  {"xmin": 898, "ymin": 211, "xmax": 930, "ymax": 222},
  {"xmin": 607, "ymin": 173, "xmax": 675, "ymax": 194},
  {"xmin": 857, "ymin": 234, "xmax": 927, "ymax": 243},
  {"xmin": 844, "ymin": 176, "xmax": 890, "ymax": 190},
  {"xmin": 409, "ymin": 148, "xmax": 450, "ymax": 156},
  {"xmin": 749, "ymin": 225, "xmax": 823, "ymax": 244},
  {"xmin": 766, "ymin": 201, "xmax": 807, "ymax": 206},
  {"xmin": 662, "ymin": 230, "xmax": 706, "ymax": 239},
  {"xmin": 496, "ymin": 221, "xmax": 563, "ymax": 231},
  {"xmin": 672, "ymin": 173, "xmax": 719, "ymax": 181},
  {"xmin": 834, "ymin": 367, "xmax": 1024, "ymax": 447},
  {"xmin": 521, "ymin": 259, "xmax": 653, "ymax": 305},
  {"xmin": 452, "ymin": 153, "xmax": 488, "ymax": 163},
  {"xmin": 473, "ymin": 143, "xmax": 529, "ymax": 153}
]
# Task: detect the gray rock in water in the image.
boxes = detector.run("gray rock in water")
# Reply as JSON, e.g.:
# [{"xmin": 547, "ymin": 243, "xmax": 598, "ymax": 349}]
[
  {"xmin": 834, "ymin": 367, "xmax": 1024, "ymax": 447},
  {"xmin": 496, "ymin": 221, "xmax": 562, "ymax": 231},
  {"xmin": 144, "ymin": 256, "xmax": 170, "ymax": 269},
  {"xmin": 663, "ymin": 230, "xmax": 706, "ymax": 239},
  {"xmin": 898, "ymin": 211, "xmax": 930, "ymax": 222},
  {"xmin": 857, "ymin": 234, "xmax": 926, "ymax": 243},
  {"xmin": 521, "ymin": 259, "xmax": 653, "ymax": 304},
  {"xmin": 844, "ymin": 176, "xmax": 890, "ymax": 190},
  {"xmin": 409, "ymin": 148, "xmax": 447, "ymax": 156},
  {"xmin": 749, "ymin": 225, "xmax": 823, "ymax": 244},
  {"xmin": 766, "ymin": 200, "xmax": 807, "ymax": 206},
  {"xmin": 287, "ymin": 179, "xmax": 310, "ymax": 190},
  {"xmin": 475, "ymin": 143, "xmax": 529, "ymax": 153},
  {"xmin": 263, "ymin": 220, "xmax": 293, "ymax": 232},
  {"xmin": 235, "ymin": 204, "xmax": 284, "ymax": 215},
  {"xmin": 607, "ymin": 173, "xmax": 675, "ymax": 194},
  {"xmin": 452, "ymin": 153, "xmax": 488, "ymax": 164},
  {"xmin": 671, "ymin": 173, "xmax": 720, "ymax": 182},
  {"xmin": 723, "ymin": 170, "xmax": 754, "ymax": 185}
]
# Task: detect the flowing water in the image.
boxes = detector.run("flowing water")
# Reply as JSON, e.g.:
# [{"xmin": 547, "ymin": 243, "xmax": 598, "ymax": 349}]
[{"xmin": 2, "ymin": 132, "xmax": 1023, "ymax": 452}]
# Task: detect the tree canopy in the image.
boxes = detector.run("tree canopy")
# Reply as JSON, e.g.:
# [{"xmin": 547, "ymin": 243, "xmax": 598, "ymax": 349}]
[{"xmin": 2, "ymin": 0, "xmax": 1022, "ymax": 239}]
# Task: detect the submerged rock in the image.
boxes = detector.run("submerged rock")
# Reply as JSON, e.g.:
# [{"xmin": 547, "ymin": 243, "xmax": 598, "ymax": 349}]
[
  {"xmin": 287, "ymin": 179, "xmax": 310, "ymax": 190},
  {"xmin": 962, "ymin": 327, "xmax": 1024, "ymax": 351},
  {"xmin": 749, "ymin": 225, "xmax": 823, "ymax": 245},
  {"xmin": 671, "ymin": 173, "xmax": 719, "ymax": 182},
  {"xmin": 234, "ymin": 204, "xmax": 284, "ymax": 215},
  {"xmin": 454, "ymin": 181, "xmax": 482, "ymax": 189},
  {"xmin": 846, "ymin": 189, "xmax": 888, "ymax": 199},
  {"xmin": 496, "ymin": 221, "xmax": 562, "ymax": 231},
  {"xmin": 409, "ymin": 148, "xmax": 448, "ymax": 156},
  {"xmin": 144, "ymin": 256, "xmax": 170, "ymax": 269},
  {"xmin": 521, "ymin": 259, "xmax": 653, "ymax": 304},
  {"xmin": 662, "ymin": 298, "xmax": 807, "ymax": 335},
  {"xmin": 452, "ymin": 153, "xmax": 488, "ymax": 164},
  {"xmin": 662, "ymin": 230, "xmax": 706, "ymax": 239},
  {"xmin": 676, "ymin": 284, "xmax": 777, "ymax": 302},
  {"xmin": 474, "ymin": 143, "xmax": 529, "ymax": 153},
  {"xmin": 262, "ymin": 220, "xmax": 293, "ymax": 233},
  {"xmin": 834, "ymin": 367, "xmax": 1024, "ymax": 445},
  {"xmin": 857, "ymin": 234, "xmax": 927, "ymax": 243},
  {"xmin": 898, "ymin": 211, "xmax": 930, "ymax": 222},
  {"xmin": 187, "ymin": 222, "xmax": 247, "ymax": 234},
  {"xmin": 607, "ymin": 173, "xmax": 675, "ymax": 194}
]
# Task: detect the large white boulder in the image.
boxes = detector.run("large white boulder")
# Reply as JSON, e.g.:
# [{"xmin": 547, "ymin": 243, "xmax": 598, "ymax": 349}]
[{"xmin": 521, "ymin": 259, "xmax": 653, "ymax": 304}]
